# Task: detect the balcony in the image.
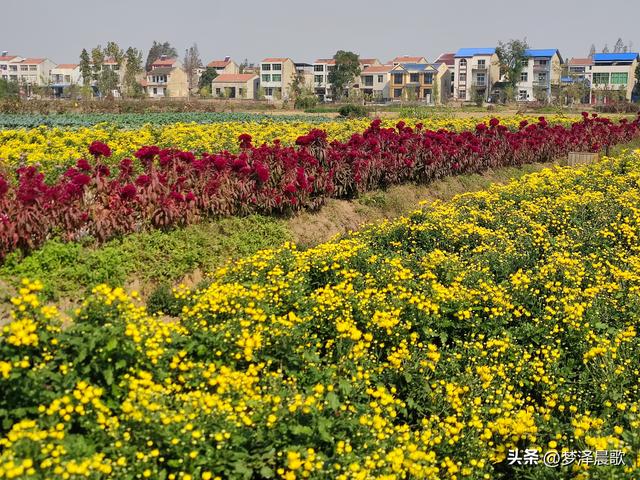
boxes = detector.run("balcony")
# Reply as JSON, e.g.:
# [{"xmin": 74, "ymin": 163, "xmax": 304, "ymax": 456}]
[
  {"xmin": 533, "ymin": 64, "xmax": 550, "ymax": 73},
  {"xmin": 532, "ymin": 80, "xmax": 549, "ymax": 88},
  {"xmin": 472, "ymin": 64, "xmax": 487, "ymax": 71}
]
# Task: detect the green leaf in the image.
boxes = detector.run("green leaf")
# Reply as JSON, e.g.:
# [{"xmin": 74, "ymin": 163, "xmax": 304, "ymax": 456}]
[
  {"xmin": 259, "ymin": 466, "xmax": 274, "ymax": 478},
  {"xmin": 104, "ymin": 367, "xmax": 114, "ymax": 386},
  {"xmin": 325, "ymin": 391, "xmax": 340, "ymax": 410}
]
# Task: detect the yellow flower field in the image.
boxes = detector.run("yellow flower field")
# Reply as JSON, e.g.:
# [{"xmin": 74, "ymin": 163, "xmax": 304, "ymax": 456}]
[
  {"xmin": 1, "ymin": 151, "xmax": 640, "ymax": 479},
  {"xmin": 0, "ymin": 115, "xmax": 575, "ymax": 169}
]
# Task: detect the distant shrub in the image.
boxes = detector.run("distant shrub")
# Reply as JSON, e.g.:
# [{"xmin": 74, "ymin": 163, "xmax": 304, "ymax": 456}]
[{"xmin": 338, "ymin": 104, "xmax": 368, "ymax": 118}]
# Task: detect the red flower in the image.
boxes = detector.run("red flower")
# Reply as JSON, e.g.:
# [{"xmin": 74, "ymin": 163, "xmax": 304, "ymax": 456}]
[
  {"xmin": 238, "ymin": 134, "xmax": 253, "ymax": 149},
  {"xmin": 254, "ymin": 162, "xmax": 269, "ymax": 183},
  {"xmin": 135, "ymin": 146, "xmax": 160, "ymax": 161},
  {"xmin": 88, "ymin": 141, "xmax": 111, "ymax": 158},
  {"xmin": 72, "ymin": 173, "xmax": 91, "ymax": 186},
  {"xmin": 95, "ymin": 164, "xmax": 111, "ymax": 177},
  {"xmin": 0, "ymin": 177, "xmax": 8, "ymax": 197},
  {"xmin": 120, "ymin": 184, "xmax": 137, "ymax": 200},
  {"xmin": 285, "ymin": 183, "xmax": 297, "ymax": 194},
  {"xmin": 76, "ymin": 158, "xmax": 92, "ymax": 171},
  {"xmin": 213, "ymin": 156, "xmax": 228, "ymax": 171},
  {"xmin": 135, "ymin": 174, "xmax": 151, "ymax": 187},
  {"xmin": 489, "ymin": 118, "xmax": 500, "ymax": 128}
]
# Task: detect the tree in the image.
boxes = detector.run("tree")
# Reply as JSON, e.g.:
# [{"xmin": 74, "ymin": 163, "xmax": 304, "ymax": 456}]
[
  {"xmin": 0, "ymin": 78, "xmax": 19, "ymax": 98},
  {"xmin": 589, "ymin": 44, "xmax": 596, "ymax": 58},
  {"xmin": 79, "ymin": 49, "xmax": 92, "ymax": 87},
  {"xmin": 613, "ymin": 38, "xmax": 625, "ymax": 53},
  {"xmin": 495, "ymin": 38, "xmax": 530, "ymax": 101},
  {"xmin": 183, "ymin": 43, "xmax": 203, "ymax": 97},
  {"xmin": 634, "ymin": 62, "xmax": 640, "ymax": 99},
  {"xmin": 239, "ymin": 58, "xmax": 249, "ymax": 74},
  {"xmin": 123, "ymin": 47, "xmax": 144, "ymax": 98},
  {"xmin": 86, "ymin": 43, "xmax": 125, "ymax": 98},
  {"xmin": 198, "ymin": 67, "xmax": 218, "ymax": 91},
  {"xmin": 602, "ymin": 44, "xmax": 610, "ymax": 53},
  {"xmin": 328, "ymin": 50, "xmax": 361, "ymax": 101},
  {"xmin": 145, "ymin": 41, "xmax": 178, "ymax": 72}
]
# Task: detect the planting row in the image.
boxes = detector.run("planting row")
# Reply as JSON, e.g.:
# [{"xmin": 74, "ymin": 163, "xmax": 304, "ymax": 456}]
[
  {"xmin": 0, "ymin": 115, "xmax": 577, "ymax": 169},
  {"xmin": 0, "ymin": 113, "xmax": 639, "ymax": 261},
  {"xmin": 2, "ymin": 151, "xmax": 640, "ymax": 478}
]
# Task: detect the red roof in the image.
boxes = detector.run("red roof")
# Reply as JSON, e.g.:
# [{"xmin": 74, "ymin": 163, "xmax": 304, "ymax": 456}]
[
  {"xmin": 152, "ymin": 58, "xmax": 177, "ymax": 67},
  {"xmin": 359, "ymin": 58, "xmax": 380, "ymax": 65},
  {"xmin": 0, "ymin": 56, "xmax": 17, "ymax": 61},
  {"xmin": 262, "ymin": 57, "xmax": 289, "ymax": 62},
  {"xmin": 315, "ymin": 58, "xmax": 335, "ymax": 65},
  {"xmin": 435, "ymin": 53, "xmax": 455, "ymax": 66},
  {"xmin": 569, "ymin": 57, "xmax": 593, "ymax": 66},
  {"xmin": 19, "ymin": 58, "xmax": 45, "ymax": 64},
  {"xmin": 55, "ymin": 63, "xmax": 78, "ymax": 69},
  {"xmin": 212, "ymin": 73, "xmax": 258, "ymax": 83},
  {"xmin": 392, "ymin": 56, "xmax": 426, "ymax": 63},
  {"xmin": 207, "ymin": 60, "xmax": 231, "ymax": 68},
  {"xmin": 362, "ymin": 65, "xmax": 391, "ymax": 73}
]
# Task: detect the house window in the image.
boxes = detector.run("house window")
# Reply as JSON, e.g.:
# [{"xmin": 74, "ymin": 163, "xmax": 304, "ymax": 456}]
[
  {"xmin": 271, "ymin": 74, "xmax": 281, "ymax": 82},
  {"xmin": 9, "ymin": 65, "xmax": 17, "ymax": 71},
  {"xmin": 314, "ymin": 65, "xmax": 324, "ymax": 72},
  {"xmin": 459, "ymin": 59, "xmax": 467, "ymax": 69},
  {"xmin": 20, "ymin": 65, "xmax": 28, "ymax": 71},
  {"xmin": 393, "ymin": 73, "xmax": 403, "ymax": 84},
  {"xmin": 458, "ymin": 89, "xmax": 466, "ymax": 98},
  {"xmin": 64, "ymin": 75, "xmax": 71, "ymax": 82},
  {"xmin": 537, "ymin": 59, "xmax": 548, "ymax": 66},
  {"xmin": 450, "ymin": 72, "xmax": 454, "ymax": 82},
  {"xmin": 314, "ymin": 75, "xmax": 323, "ymax": 83},
  {"xmin": 423, "ymin": 88, "xmax": 432, "ymax": 98},
  {"xmin": 0, "ymin": 65, "xmax": 5, "ymax": 70},
  {"xmin": 518, "ymin": 90, "xmax": 528, "ymax": 100},
  {"xmin": 364, "ymin": 76, "xmax": 373, "ymax": 87},
  {"xmin": 262, "ymin": 74, "xmax": 270, "ymax": 82},
  {"xmin": 476, "ymin": 73, "xmax": 486, "ymax": 86},
  {"xmin": 477, "ymin": 59, "xmax": 486, "ymax": 68},
  {"xmin": 520, "ymin": 72, "xmax": 528, "ymax": 82},
  {"xmin": 611, "ymin": 72, "xmax": 628, "ymax": 85},
  {"xmin": 272, "ymin": 64, "xmax": 282, "ymax": 71},
  {"xmin": 153, "ymin": 87, "xmax": 157, "ymax": 94},
  {"xmin": 459, "ymin": 73, "xmax": 467, "ymax": 82},
  {"xmin": 264, "ymin": 87, "xmax": 273, "ymax": 96},
  {"xmin": 239, "ymin": 88, "xmax": 244, "ymax": 97},
  {"xmin": 423, "ymin": 72, "xmax": 433, "ymax": 84},
  {"xmin": 377, "ymin": 75, "xmax": 384, "ymax": 83},
  {"xmin": 537, "ymin": 73, "xmax": 547, "ymax": 83},
  {"xmin": 393, "ymin": 88, "xmax": 402, "ymax": 98},
  {"xmin": 261, "ymin": 64, "xmax": 271, "ymax": 71},
  {"xmin": 409, "ymin": 73, "xmax": 419, "ymax": 83},
  {"xmin": 593, "ymin": 73, "xmax": 609, "ymax": 84},
  {"xmin": 215, "ymin": 88, "xmax": 221, "ymax": 95},
  {"xmin": 29, "ymin": 65, "xmax": 37, "ymax": 71}
]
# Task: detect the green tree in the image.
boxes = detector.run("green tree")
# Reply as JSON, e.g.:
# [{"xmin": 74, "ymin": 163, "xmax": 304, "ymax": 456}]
[
  {"xmin": 634, "ymin": 63, "xmax": 640, "ymax": 99},
  {"xmin": 198, "ymin": 67, "xmax": 219, "ymax": 91},
  {"xmin": 123, "ymin": 47, "xmax": 144, "ymax": 98},
  {"xmin": 145, "ymin": 41, "xmax": 178, "ymax": 71},
  {"xmin": 239, "ymin": 58, "xmax": 249, "ymax": 74},
  {"xmin": 183, "ymin": 43, "xmax": 203, "ymax": 97},
  {"xmin": 328, "ymin": 50, "xmax": 361, "ymax": 101},
  {"xmin": 0, "ymin": 78, "xmax": 19, "ymax": 98},
  {"xmin": 495, "ymin": 38, "xmax": 530, "ymax": 102},
  {"xmin": 589, "ymin": 44, "xmax": 596, "ymax": 58},
  {"xmin": 79, "ymin": 49, "xmax": 92, "ymax": 87}
]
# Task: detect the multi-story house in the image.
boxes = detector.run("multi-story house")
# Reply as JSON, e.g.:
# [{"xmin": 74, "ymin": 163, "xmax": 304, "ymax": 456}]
[
  {"xmin": 50, "ymin": 64, "xmax": 81, "ymax": 97},
  {"xmin": 389, "ymin": 62, "xmax": 440, "ymax": 103},
  {"xmin": 206, "ymin": 57, "xmax": 239, "ymax": 75},
  {"xmin": 294, "ymin": 62, "xmax": 314, "ymax": 90},
  {"xmin": 260, "ymin": 57, "xmax": 296, "ymax": 100},
  {"xmin": 0, "ymin": 54, "xmax": 24, "ymax": 83},
  {"xmin": 145, "ymin": 56, "xmax": 188, "ymax": 97},
  {"xmin": 453, "ymin": 48, "xmax": 500, "ymax": 102},
  {"xmin": 515, "ymin": 49, "xmax": 563, "ymax": 102},
  {"xmin": 567, "ymin": 57, "xmax": 593, "ymax": 83},
  {"xmin": 590, "ymin": 52, "xmax": 639, "ymax": 104},
  {"xmin": 435, "ymin": 53, "xmax": 455, "ymax": 96},
  {"xmin": 312, "ymin": 57, "xmax": 381, "ymax": 101},
  {"xmin": 11, "ymin": 58, "xmax": 57, "ymax": 95},
  {"xmin": 359, "ymin": 64, "xmax": 392, "ymax": 101},
  {"xmin": 212, "ymin": 73, "xmax": 260, "ymax": 99}
]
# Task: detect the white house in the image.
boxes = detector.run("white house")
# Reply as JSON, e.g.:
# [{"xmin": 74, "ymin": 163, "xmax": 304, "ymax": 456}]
[
  {"xmin": 50, "ymin": 64, "xmax": 81, "ymax": 97},
  {"xmin": 453, "ymin": 48, "xmax": 500, "ymax": 102},
  {"xmin": 590, "ymin": 52, "xmax": 639, "ymax": 104},
  {"xmin": 515, "ymin": 49, "xmax": 563, "ymax": 102}
]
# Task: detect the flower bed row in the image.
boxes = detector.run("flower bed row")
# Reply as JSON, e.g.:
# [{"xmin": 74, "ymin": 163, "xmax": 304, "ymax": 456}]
[{"xmin": 1, "ymin": 113, "xmax": 639, "ymax": 260}]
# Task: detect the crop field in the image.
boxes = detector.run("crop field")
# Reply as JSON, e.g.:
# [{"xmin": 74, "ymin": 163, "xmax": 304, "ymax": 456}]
[{"xmin": 1, "ymin": 112, "xmax": 640, "ymax": 479}]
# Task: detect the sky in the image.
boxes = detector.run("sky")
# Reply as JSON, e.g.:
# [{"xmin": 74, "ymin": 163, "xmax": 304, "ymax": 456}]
[{"xmin": 2, "ymin": 0, "xmax": 639, "ymax": 65}]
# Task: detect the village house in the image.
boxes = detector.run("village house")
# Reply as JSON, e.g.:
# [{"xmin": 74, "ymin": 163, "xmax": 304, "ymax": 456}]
[
  {"xmin": 211, "ymin": 73, "xmax": 260, "ymax": 99},
  {"xmin": 260, "ymin": 57, "xmax": 296, "ymax": 100},
  {"xmin": 144, "ymin": 56, "xmax": 188, "ymax": 98},
  {"xmin": 590, "ymin": 52, "xmax": 639, "ymax": 104},
  {"xmin": 515, "ymin": 49, "xmax": 563, "ymax": 102},
  {"xmin": 453, "ymin": 48, "xmax": 500, "ymax": 102}
]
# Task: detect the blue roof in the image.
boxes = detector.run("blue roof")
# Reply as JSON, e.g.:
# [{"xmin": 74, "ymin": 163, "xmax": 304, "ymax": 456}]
[
  {"xmin": 593, "ymin": 52, "xmax": 639, "ymax": 62},
  {"xmin": 455, "ymin": 48, "xmax": 495, "ymax": 58},
  {"xmin": 525, "ymin": 49, "xmax": 558, "ymax": 58},
  {"xmin": 397, "ymin": 63, "xmax": 433, "ymax": 71}
]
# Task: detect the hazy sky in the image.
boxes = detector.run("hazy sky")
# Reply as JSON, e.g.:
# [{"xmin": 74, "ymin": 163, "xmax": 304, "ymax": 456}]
[{"xmin": 2, "ymin": 0, "xmax": 639, "ymax": 65}]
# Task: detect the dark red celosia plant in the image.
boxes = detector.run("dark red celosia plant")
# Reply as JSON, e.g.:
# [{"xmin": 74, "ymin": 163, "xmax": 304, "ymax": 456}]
[{"xmin": 0, "ymin": 113, "xmax": 639, "ymax": 260}]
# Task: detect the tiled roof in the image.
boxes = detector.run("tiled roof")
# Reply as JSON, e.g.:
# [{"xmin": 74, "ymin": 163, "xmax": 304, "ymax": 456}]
[
  {"xmin": 362, "ymin": 65, "xmax": 392, "ymax": 73},
  {"xmin": 568, "ymin": 57, "xmax": 593, "ymax": 66},
  {"xmin": 19, "ymin": 58, "xmax": 46, "ymax": 64},
  {"xmin": 0, "ymin": 56, "xmax": 17, "ymax": 61},
  {"xmin": 525, "ymin": 49, "xmax": 559, "ymax": 58},
  {"xmin": 394, "ymin": 63, "xmax": 435, "ymax": 72},
  {"xmin": 454, "ymin": 48, "xmax": 495, "ymax": 58},
  {"xmin": 55, "ymin": 64, "xmax": 79, "ymax": 69},
  {"xmin": 207, "ymin": 60, "xmax": 231, "ymax": 68},
  {"xmin": 435, "ymin": 53, "xmax": 455, "ymax": 66},
  {"xmin": 152, "ymin": 58, "xmax": 177, "ymax": 67},
  {"xmin": 262, "ymin": 58, "xmax": 289, "ymax": 62},
  {"xmin": 212, "ymin": 73, "xmax": 258, "ymax": 83},
  {"xmin": 314, "ymin": 58, "xmax": 335, "ymax": 65},
  {"xmin": 359, "ymin": 58, "xmax": 380, "ymax": 65},
  {"xmin": 392, "ymin": 56, "xmax": 426, "ymax": 63},
  {"xmin": 593, "ymin": 52, "xmax": 639, "ymax": 62},
  {"xmin": 148, "ymin": 67, "xmax": 173, "ymax": 75}
]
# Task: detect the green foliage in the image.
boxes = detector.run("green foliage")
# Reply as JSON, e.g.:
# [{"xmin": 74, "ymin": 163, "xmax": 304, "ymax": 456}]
[
  {"xmin": 496, "ymin": 39, "xmax": 530, "ymax": 94},
  {"xmin": 123, "ymin": 47, "xmax": 144, "ymax": 98},
  {"xmin": 338, "ymin": 104, "xmax": 368, "ymax": 118},
  {"xmin": 0, "ymin": 79, "xmax": 19, "ymax": 99},
  {"xmin": 79, "ymin": 49, "xmax": 92, "ymax": 87},
  {"xmin": 146, "ymin": 283, "xmax": 184, "ymax": 316},
  {"xmin": 198, "ymin": 67, "xmax": 219, "ymax": 90},
  {"xmin": 328, "ymin": 51, "xmax": 361, "ymax": 101},
  {"xmin": 0, "ymin": 215, "xmax": 290, "ymax": 303}
]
